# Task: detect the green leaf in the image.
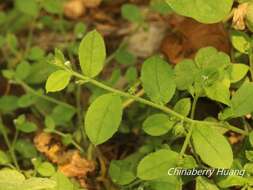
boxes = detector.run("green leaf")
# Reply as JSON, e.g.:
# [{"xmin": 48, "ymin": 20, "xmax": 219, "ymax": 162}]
[
  {"xmin": 125, "ymin": 67, "xmax": 137, "ymax": 84},
  {"xmin": 0, "ymin": 168, "xmax": 25, "ymax": 190},
  {"xmin": 150, "ymin": 0, "xmax": 172, "ymax": 15},
  {"xmin": 15, "ymin": 0, "xmax": 39, "ymax": 16},
  {"xmin": 37, "ymin": 162, "xmax": 55, "ymax": 177},
  {"xmin": 121, "ymin": 4, "xmax": 143, "ymax": 23},
  {"xmin": 227, "ymin": 64, "xmax": 249, "ymax": 83},
  {"xmin": 27, "ymin": 47, "xmax": 45, "ymax": 61},
  {"xmin": 174, "ymin": 59, "xmax": 198, "ymax": 90},
  {"xmin": 15, "ymin": 61, "xmax": 31, "ymax": 80},
  {"xmin": 216, "ymin": 175, "xmax": 247, "ymax": 188},
  {"xmin": 74, "ymin": 22, "xmax": 87, "ymax": 39},
  {"xmin": 230, "ymin": 30, "xmax": 250, "ymax": 54},
  {"xmin": 166, "ymin": 0, "xmax": 233, "ymax": 23},
  {"xmin": 196, "ymin": 177, "xmax": 219, "ymax": 190},
  {"xmin": 22, "ymin": 178, "xmax": 56, "ymax": 190},
  {"xmin": 14, "ymin": 139, "xmax": 37, "ymax": 159},
  {"xmin": 0, "ymin": 151, "xmax": 10, "ymax": 165},
  {"xmin": 16, "ymin": 121, "xmax": 38, "ymax": 133},
  {"xmin": 0, "ymin": 96, "xmax": 19, "ymax": 113},
  {"xmin": 25, "ymin": 62, "xmax": 57, "ymax": 84},
  {"xmin": 137, "ymin": 149, "xmax": 178, "ymax": 180},
  {"xmin": 149, "ymin": 176, "xmax": 182, "ymax": 190},
  {"xmin": 51, "ymin": 172, "xmax": 74, "ymax": 190},
  {"xmin": 18, "ymin": 93, "xmax": 38, "ymax": 108},
  {"xmin": 141, "ymin": 56, "xmax": 176, "ymax": 104},
  {"xmin": 78, "ymin": 30, "xmax": 106, "ymax": 77},
  {"xmin": 246, "ymin": 150, "xmax": 253, "ymax": 161},
  {"xmin": 143, "ymin": 114, "xmax": 174, "ymax": 136},
  {"xmin": 195, "ymin": 47, "xmax": 230, "ymax": 70},
  {"xmin": 173, "ymin": 98, "xmax": 191, "ymax": 116},
  {"xmin": 85, "ymin": 93, "xmax": 122, "ymax": 145},
  {"xmin": 192, "ymin": 124, "xmax": 233, "ymax": 168},
  {"xmin": 115, "ymin": 48, "xmax": 136, "ymax": 65},
  {"xmin": 223, "ymin": 82, "xmax": 253, "ymax": 118},
  {"xmin": 42, "ymin": 0, "xmax": 63, "ymax": 14},
  {"xmin": 109, "ymin": 160, "xmax": 136, "ymax": 185},
  {"xmin": 205, "ymin": 82, "xmax": 231, "ymax": 106},
  {"xmin": 249, "ymin": 131, "xmax": 253, "ymax": 147},
  {"xmin": 51, "ymin": 105, "xmax": 76, "ymax": 125},
  {"xmin": 46, "ymin": 70, "xmax": 72, "ymax": 93}
]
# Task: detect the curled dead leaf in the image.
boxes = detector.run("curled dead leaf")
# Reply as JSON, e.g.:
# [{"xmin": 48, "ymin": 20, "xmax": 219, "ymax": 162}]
[
  {"xmin": 161, "ymin": 16, "xmax": 230, "ymax": 64},
  {"xmin": 59, "ymin": 151, "xmax": 95, "ymax": 178},
  {"xmin": 233, "ymin": 3, "xmax": 248, "ymax": 30},
  {"xmin": 64, "ymin": 0, "xmax": 86, "ymax": 19}
]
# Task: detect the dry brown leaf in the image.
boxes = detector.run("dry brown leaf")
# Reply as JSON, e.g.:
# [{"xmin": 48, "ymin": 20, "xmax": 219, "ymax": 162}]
[
  {"xmin": 233, "ymin": 3, "xmax": 249, "ymax": 30},
  {"xmin": 64, "ymin": 0, "xmax": 86, "ymax": 19},
  {"xmin": 59, "ymin": 151, "xmax": 95, "ymax": 178},
  {"xmin": 82, "ymin": 0, "xmax": 102, "ymax": 8},
  {"xmin": 161, "ymin": 16, "xmax": 230, "ymax": 64},
  {"xmin": 34, "ymin": 132, "xmax": 63, "ymax": 163},
  {"xmin": 34, "ymin": 132, "xmax": 95, "ymax": 179}
]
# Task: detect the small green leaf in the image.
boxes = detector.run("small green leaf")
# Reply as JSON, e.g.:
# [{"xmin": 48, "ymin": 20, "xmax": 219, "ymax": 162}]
[
  {"xmin": 51, "ymin": 172, "xmax": 74, "ymax": 190},
  {"xmin": 137, "ymin": 149, "xmax": 178, "ymax": 180},
  {"xmin": 18, "ymin": 93, "xmax": 38, "ymax": 108},
  {"xmin": 74, "ymin": 22, "xmax": 87, "ymax": 39},
  {"xmin": 143, "ymin": 114, "xmax": 174, "ymax": 136},
  {"xmin": 16, "ymin": 121, "xmax": 38, "ymax": 133},
  {"xmin": 195, "ymin": 47, "xmax": 230, "ymax": 69},
  {"xmin": 0, "ymin": 96, "xmax": 19, "ymax": 113},
  {"xmin": 0, "ymin": 151, "xmax": 10, "ymax": 165},
  {"xmin": 115, "ymin": 48, "xmax": 136, "ymax": 65},
  {"xmin": 246, "ymin": 150, "xmax": 253, "ymax": 162},
  {"xmin": 109, "ymin": 160, "xmax": 136, "ymax": 185},
  {"xmin": 14, "ymin": 139, "xmax": 37, "ymax": 159},
  {"xmin": 121, "ymin": 4, "xmax": 143, "ymax": 23},
  {"xmin": 230, "ymin": 30, "xmax": 250, "ymax": 54},
  {"xmin": 27, "ymin": 47, "xmax": 45, "ymax": 61},
  {"xmin": 149, "ymin": 176, "xmax": 182, "ymax": 190},
  {"xmin": 223, "ymin": 83, "xmax": 253, "ymax": 118},
  {"xmin": 42, "ymin": 0, "xmax": 63, "ymax": 14},
  {"xmin": 150, "ymin": 0, "xmax": 172, "ymax": 15},
  {"xmin": 141, "ymin": 56, "xmax": 176, "ymax": 104},
  {"xmin": 228, "ymin": 64, "xmax": 249, "ymax": 83},
  {"xmin": 166, "ymin": 0, "xmax": 233, "ymax": 23},
  {"xmin": 79, "ymin": 30, "xmax": 106, "ymax": 77},
  {"xmin": 51, "ymin": 105, "xmax": 76, "ymax": 125},
  {"xmin": 205, "ymin": 82, "xmax": 231, "ymax": 106},
  {"xmin": 174, "ymin": 59, "xmax": 198, "ymax": 90},
  {"xmin": 196, "ymin": 177, "xmax": 219, "ymax": 190},
  {"xmin": 216, "ymin": 175, "xmax": 247, "ymax": 188},
  {"xmin": 46, "ymin": 70, "xmax": 72, "ymax": 93},
  {"xmin": 249, "ymin": 131, "xmax": 253, "ymax": 147},
  {"xmin": 85, "ymin": 93, "xmax": 122, "ymax": 145},
  {"xmin": 192, "ymin": 124, "xmax": 233, "ymax": 168},
  {"xmin": 173, "ymin": 98, "xmax": 191, "ymax": 116},
  {"xmin": 26, "ymin": 62, "xmax": 57, "ymax": 84},
  {"xmin": 15, "ymin": 0, "xmax": 39, "ymax": 16},
  {"xmin": 21, "ymin": 177, "xmax": 56, "ymax": 190},
  {"xmin": 15, "ymin": 61, "xmax": 31, "ymax": 80},
  {"xmin": 37, "ymin": 162, "xmax": 55, "ymax": 177}
]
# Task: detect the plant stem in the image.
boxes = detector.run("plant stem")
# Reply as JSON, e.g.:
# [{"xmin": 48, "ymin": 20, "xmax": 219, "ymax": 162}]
[
  {"xmin": 53, "ymin": 130, "xmax": 84, "ymax": 153},
  {"xmin": 179, "ymin": 96, "xmax": 198, "ymax": 158},
  {"xmin": 16, "ymin": 79, "xmax": 75, "ymax": 110},
  {"xmin": 68, "ymin": 70, "xmax": 247, "ymax": 135},
  {"xmin": 0, "ymin": 117, "xmax": 20, "ymax": 170}
]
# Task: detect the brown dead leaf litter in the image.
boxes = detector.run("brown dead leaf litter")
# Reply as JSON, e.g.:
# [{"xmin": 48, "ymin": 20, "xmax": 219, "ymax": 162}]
[{"xmin": 34, "ymin": 132, "xmax": 95, "ymax": 188}]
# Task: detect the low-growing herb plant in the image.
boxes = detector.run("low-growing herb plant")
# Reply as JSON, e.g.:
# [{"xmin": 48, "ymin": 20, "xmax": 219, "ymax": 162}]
[{"xmin": 1, "ymin": 0, "xmax": 253, "ymax": 190}]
